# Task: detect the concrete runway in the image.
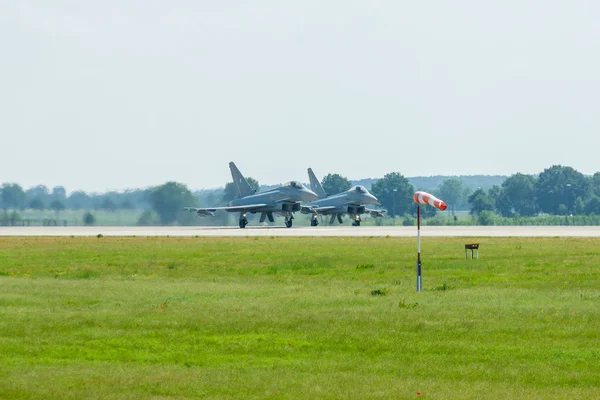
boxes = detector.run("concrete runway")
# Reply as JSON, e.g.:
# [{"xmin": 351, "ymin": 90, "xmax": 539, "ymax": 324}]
[{"xmin": 1, "ymin": 226, "xmax": 600, "ymax": 237}]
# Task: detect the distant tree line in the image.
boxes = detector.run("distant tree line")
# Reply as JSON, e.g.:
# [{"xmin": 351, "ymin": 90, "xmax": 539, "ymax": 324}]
[
  {"xmin": 0, "ymin": 184, "xmax": 153, "ymax": 213},
  {"xmin": 1, "ymin": 165, "xmax": 598, "ymax": 226},
  {"xmin": 351, "ymin": 175, "xmax": 507, "ymax": 193},
  {"xmin": 467, "ymin": 165, "xmax": 600, "ymax": 219},
  {"xmin": 295, "ymin": 165, "xmax": 600, "ymax": 221},
  {"xmin": 0, "ymin": 180, "xmax": 254, "ymax": 226}
]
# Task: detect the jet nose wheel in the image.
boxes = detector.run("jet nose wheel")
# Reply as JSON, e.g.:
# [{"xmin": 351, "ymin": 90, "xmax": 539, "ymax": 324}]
[
  {"xmin": 351, "ymin": 215, "xmax": 361, "ymax": 226},
  {"xmin": 239, "ymin": 216, "xmax": 248, "ymax": 228},
  {"xmin": 285, "ymin": 216, "xmax": 293, "ymax": 228},
  {"xmin": 310, "ymin": 216, "xmax": 319, "ymax": 226}
]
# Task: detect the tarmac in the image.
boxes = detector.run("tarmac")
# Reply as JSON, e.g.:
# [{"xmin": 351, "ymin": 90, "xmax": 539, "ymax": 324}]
[{"xmin": 1, "ymin": 226, "xmax": 600, "ymax": 237}]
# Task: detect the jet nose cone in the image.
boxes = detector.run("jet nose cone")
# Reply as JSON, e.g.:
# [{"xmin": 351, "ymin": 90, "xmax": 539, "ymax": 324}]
[
  {"xmin": 303, "ymin": 188, "xmax": 319, "ymax": 201},
  {"xmin": 367, "ymin": 193, "xmax": 380, "ymax": 205}
]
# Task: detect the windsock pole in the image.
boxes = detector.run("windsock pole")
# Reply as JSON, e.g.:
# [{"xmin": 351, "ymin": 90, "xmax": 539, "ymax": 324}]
[
  {"xmin": 416, "ymin": 205, "xmax": 422, "ymax": 292},
  {"xmin": 413, "ymin": 191, "xmax": 446, "ymax": 293}
]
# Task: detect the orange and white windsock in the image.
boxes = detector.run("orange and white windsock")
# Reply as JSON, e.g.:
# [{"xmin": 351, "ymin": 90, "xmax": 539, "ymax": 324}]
[{"xmin": 413, "ymin": 191, "xmax": 447, "ymax": 211}]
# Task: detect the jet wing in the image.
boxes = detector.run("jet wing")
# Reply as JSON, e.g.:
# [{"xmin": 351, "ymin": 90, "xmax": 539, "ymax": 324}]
[
  {"xmin": 183, "ymin": 207, "xmax": 216, "ymax": 216},
  {"xmin": 366, "ymin": 208, "xmax": 386, "ymax": 218},
  {"xmin": 301, "ymin": 205, "xmax": 337, "ymax": 214},
  {"xmin": 184, "ymin": 204, "xmax": 269, "ymax": 216}
]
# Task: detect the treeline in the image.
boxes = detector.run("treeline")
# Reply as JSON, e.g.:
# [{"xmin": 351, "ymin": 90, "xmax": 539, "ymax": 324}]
[
  {"xmin": 298, "ymin": 165, "xmax": 600, "ymax": 222},
  {"xmin": 467, "ymin": 165, "xmax": 600, "ymax": 217},
  {"xmin": 0, "ymin": 182, "xmax": 239, "ymax": 226},
  {"xmin": 353, "ymin": 175, "xmax": 507, "ymax": 192},
  {"xmin": 0, "ymin": 185, "xmax": 152, "ymax": 212},
  {"xmin": 1, "ymin": 165, "xmax": 599, "ymax": 226}
]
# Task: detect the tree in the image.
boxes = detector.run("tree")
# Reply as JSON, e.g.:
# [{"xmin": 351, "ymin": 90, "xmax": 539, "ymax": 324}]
[
  {"xmin": 26, "ymin": 185, "xmax": 50, "ymax": 206},
  {"xmin": 101, "ymin": 197, "xmax": 117, "ymax": 211},
  {"xmin": 574, "ymin": 197, "xmax": 586, "ymax": 216},
  {"xmin": 222, "ymin": 177, "xmax": 259, "ymax": 203},
  {"xmin": 590, "ymin": 172, "xmax": 600, "ymax": 197},
  {"xmin": 501, "ymin": 173, "xmax": 537, "ymax": 216},
  {"xmin": 536, "ymin": 165, "xmax": 588, "ymax": 215},
  {"xmin": 468, "ymin": 188, "xmax": 495, "ymax": 215},
  {"xmin": 585, "ymin": 196, "xmax": 600, "ymax": 215},
  {"xmin": 149, "ymin": 182, "xmax": 196, "ymax": 225},
  {"xmin": 438, "ymin": 178, "xmax": 465, "ymax": 216},
  {"xmin": 67, "ymin": 191, "xmax": 92, "ymax": 210},
  {"xmin": 1, "ymin": 183, "xmax": 26, "ymax": 210},
  {"xmin": 28, "ymin": 197, "xmax": 46, "ymax": 210},
  {"xmin": 120, "ymin": 200, "xmax": 134, "ymax": 210},
  {"xmin": 50, "ymin": 199, "xmax": 65, "ymax": 218},
  {"xmin": 370, "ymin": 172, "xmax": 414, "ymax": 217},
  {"xmin": 50, "ymin": 186, "xmax": 67, "ymax": 203},
  {"xmin": 321, "ymin": 173, "xmax": 352, "ymax": 196},
  {"xmin": 489, "ymin": 186, "xmax": 512, "ymax": 217}
]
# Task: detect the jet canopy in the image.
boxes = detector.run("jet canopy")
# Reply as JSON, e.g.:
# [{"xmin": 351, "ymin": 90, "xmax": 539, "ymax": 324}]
[
  {"xmin": 284, "ymin": 181, "xmax": 307, "ymax": 190},
  {"xmin": 349, "ymin": 185, "xmax": 368, "ymax": 194}
]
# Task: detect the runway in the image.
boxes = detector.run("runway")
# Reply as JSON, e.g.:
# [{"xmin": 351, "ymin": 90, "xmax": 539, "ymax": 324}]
[{"xmin": 1, "ymin": 226, "xmax": 600, "ymax": 237}]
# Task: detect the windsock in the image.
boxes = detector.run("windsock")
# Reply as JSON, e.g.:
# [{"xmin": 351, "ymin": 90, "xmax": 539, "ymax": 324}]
[{"xmin": 413, "ymin": 191, "xmax": 447, "ymax": 211}]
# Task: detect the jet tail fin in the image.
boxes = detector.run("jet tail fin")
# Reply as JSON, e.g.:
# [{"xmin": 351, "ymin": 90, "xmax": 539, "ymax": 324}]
[
  {"xmin": 307, "ymin": 168, "xmax": 327, "ymax": 199},
  {"xmin": 229, "ymin": 162, "xmax": 256, "ymax": 198}
]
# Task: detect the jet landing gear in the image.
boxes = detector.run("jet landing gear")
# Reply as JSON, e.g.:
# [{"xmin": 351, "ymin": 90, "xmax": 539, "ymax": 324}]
[
  {"xmin": 351, "ymin": 215, "xmax": 361, "ymax": 226},
  {"xmin": 239, "ymin": 214, "xmax": 248, "ymax": 228},
  {"xmin": 285, "ymin": 215, "xmax": 294, "ymax": 228},
  {"xmin": 310, "ymin": 215, "xmax": 319, "ymax": 226},
  {"xmin": 259, "ymin": 212, "xmax": 275, "ymax": 224},
  {"xmin": 329, "ymin": 214, "xmax": 344, "ymax": 225}
]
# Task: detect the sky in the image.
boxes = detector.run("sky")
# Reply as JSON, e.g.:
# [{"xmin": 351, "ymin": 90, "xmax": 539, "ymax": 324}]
[{"xmin": 1, "ymin": 1, "xmax": 599, "ymax": 192}]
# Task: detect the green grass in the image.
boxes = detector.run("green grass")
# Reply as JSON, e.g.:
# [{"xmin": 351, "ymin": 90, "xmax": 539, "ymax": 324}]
[
  {"xmin": 7, "ymin": 209, "xmax": 144, "ymax": 226},
  {"xmin": 1, "ymin": 237, "xmax": 599, "ymax": 399}
]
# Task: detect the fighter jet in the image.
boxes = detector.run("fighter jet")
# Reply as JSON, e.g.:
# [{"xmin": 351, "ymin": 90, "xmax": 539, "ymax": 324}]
[
  {"xmin": 301, "ymin": 168, "xmax": 384, "ymax": 226},
  {"xmin": 185, "ymin": 162, "xmax": 318, "ymax": 228}
]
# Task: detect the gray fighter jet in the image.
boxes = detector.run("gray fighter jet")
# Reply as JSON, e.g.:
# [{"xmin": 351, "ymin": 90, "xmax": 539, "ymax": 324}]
[
  {"xmin": 185, "ymin": 162, "xmax": 318, "ymax": 228},
  {"xmin": 301, "ymin": 168, "xmax": 384, "ymax": 226}
]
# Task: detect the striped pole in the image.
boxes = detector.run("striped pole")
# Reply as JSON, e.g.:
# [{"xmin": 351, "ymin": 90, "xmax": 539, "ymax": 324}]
[{"xmin": 417, "ymin": 205, "xmax": 422, "ymax": 292}]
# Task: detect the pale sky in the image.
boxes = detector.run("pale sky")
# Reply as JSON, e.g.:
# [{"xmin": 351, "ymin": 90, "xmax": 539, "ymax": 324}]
[{"xmin": 2, "ymin": 1, "xmax": 599, "ymax": 192}]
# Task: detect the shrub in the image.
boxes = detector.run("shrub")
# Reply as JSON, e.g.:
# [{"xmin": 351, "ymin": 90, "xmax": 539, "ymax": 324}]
[
  {"xmin": 478, "ymin": 210, "xmax": 496, "ymax": 226},
  {"xmin": 433, "ymin": 281, "xmax": 451, "ymax": 291},
  {"xmin": 356, "ymin": 263, "xmax": 376, "ymax": 270},
  {"xmin": 398, "ymin": 299, "xmax": 419, "ymax": 309},
  {"xmin": 402, "ymin": 215, "xmax": 415, "ymax": 226},
  {"xmin": 137, "ymin": 210, "xmax": 159, "ymax": 226},
  {"xmin": 83, "ymin": 212, "xmax": 96, "ymax": 226},
  {"xmin": 371, "ymin": 288, "xmax": 388, "ymax": 296},
  {"xmin": 10, "ymin": 211, "xmax": 21, "ymax": 222}
]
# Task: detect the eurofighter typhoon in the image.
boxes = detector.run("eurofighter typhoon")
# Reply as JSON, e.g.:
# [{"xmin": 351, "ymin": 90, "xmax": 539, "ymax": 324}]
[
  {"xmin": 185, "ymin": 162, "xmax": 318, "ymax": 228},
  {"xmin": 301, "ymin": 168, "xmax": 384, "ymax": 226}
]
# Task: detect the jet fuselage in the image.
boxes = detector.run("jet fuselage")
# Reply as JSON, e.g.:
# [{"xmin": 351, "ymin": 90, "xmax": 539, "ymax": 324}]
[
  {"xmin": 305, "ymin": 186, "xmax": 379, "ymax": 215},
  {"xmin": 229, "ymin": 182, "xmax": 317, "ymax": 214}
]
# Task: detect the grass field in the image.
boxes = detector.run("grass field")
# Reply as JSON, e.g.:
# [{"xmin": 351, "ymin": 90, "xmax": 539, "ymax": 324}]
[
  {"xmin": 5, "ymin": 209, "xmax": 144, "ymax": 226},
  {"xmin": 1, "ymin": 237, "xmax": 599, "ymax": 399}
]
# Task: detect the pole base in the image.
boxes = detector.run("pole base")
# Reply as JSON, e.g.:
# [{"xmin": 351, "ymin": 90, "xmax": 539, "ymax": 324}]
[{"xmin": 416, "ymin": 259, "xmax": 422, "ymax": 292}]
